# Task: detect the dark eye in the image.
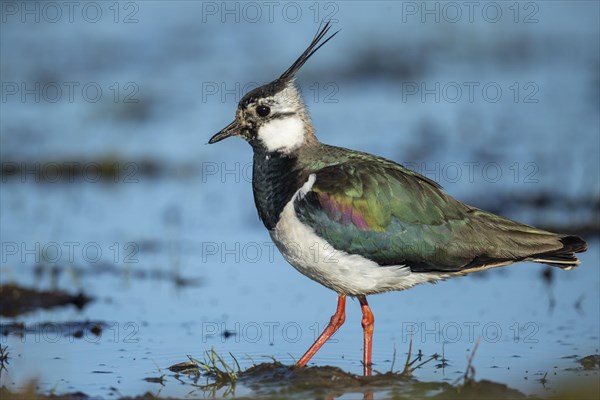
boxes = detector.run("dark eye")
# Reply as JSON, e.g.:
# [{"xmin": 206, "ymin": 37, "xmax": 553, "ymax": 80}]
[{"xmin": 256, "ymin": 105, "xmax": 270, "ymax": 117}]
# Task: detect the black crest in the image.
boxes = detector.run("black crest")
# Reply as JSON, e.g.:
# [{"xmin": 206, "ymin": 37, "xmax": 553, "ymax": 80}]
[
  {"xmin": 239, "ymin": 21, "xmax": 339, "ymax": 109},
  {"xmin": 278, "ymin": 20, "xmax": 339, "ymax": 82}
]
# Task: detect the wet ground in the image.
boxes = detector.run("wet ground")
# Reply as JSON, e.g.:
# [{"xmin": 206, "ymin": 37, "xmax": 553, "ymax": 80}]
[{"xmin": 1, "ymin": 1, "xmax": 599, "ymax": 399}]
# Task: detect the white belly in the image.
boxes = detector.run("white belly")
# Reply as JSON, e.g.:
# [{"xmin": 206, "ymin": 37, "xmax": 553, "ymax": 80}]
[{"xmin": 270, "ymin": 174, "xmax": 446, "ymax": 296}]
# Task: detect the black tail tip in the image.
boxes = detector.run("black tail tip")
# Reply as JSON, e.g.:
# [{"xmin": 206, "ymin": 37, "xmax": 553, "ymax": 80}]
[
  {"xmin": 532, "ymin": 235, "xmax": 587, "ymax": 270},
  {"xmin": 560, "ymin": 235, "xmax": 588, "ymax": 254}
]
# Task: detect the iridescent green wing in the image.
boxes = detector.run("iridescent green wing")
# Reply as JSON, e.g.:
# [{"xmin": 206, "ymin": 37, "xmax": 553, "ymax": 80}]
[{"xmin": 294, "ymin": 156, "xmax": 566, "ymax": 271}]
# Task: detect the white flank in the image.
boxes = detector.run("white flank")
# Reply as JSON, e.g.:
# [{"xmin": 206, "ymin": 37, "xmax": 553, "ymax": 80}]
[
  {"xmin": 258, "ymin": 116, "xmax": 305, "ymax": 154},
  {"xmin": 270, "ymin": 174, "xmax": 447, "ymax": 295}
]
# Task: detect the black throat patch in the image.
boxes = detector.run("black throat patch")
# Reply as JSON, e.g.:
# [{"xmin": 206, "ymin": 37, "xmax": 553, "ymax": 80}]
[{"xmin": 251, "ymin": 145, "xmax": 307, "ymax": 231}]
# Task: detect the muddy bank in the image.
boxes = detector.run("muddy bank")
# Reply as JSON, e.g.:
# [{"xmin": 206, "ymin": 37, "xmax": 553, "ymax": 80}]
[
  {"xmin": 0, "ymin": 284, "xmax": 91, "ymax": 318},
  {"xmin": 2, "ymin": 360, "xmax": 599, "ymax": 400}
]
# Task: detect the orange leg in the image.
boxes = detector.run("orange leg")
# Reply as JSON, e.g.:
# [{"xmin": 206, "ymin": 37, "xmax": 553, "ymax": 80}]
[
  {"xmin": 359, "ymin": 295, "xmax": 374, "ymax": 376},
  {"xmin": 296, "ymin": 294, "xmax": 346, "ymax": 368}
]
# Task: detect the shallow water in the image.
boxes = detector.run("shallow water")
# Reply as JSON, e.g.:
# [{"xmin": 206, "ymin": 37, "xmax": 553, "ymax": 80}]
[{"xmin": 1, "ymin": 1, "xmax": 599, "ymax": 398}]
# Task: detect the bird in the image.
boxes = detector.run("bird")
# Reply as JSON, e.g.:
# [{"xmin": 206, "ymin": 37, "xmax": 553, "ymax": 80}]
[{"xmin": 208, "ymin": 22, "xmax": 588, "ymax": 376}]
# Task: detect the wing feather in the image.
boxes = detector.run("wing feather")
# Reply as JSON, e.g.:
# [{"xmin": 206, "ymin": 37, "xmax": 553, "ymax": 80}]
[{"xmin": 294, "ymin": 154, "xmax": 579, "ymax": 272}]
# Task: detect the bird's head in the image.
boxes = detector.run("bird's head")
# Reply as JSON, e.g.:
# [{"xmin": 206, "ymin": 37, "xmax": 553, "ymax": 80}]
[{"xmin": 209, "ymin": 22, "xmax": 338, "ymax": 155}]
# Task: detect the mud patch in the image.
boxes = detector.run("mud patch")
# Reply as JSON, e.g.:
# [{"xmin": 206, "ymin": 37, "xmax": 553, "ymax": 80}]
[
  {"xmin": 0, "ymin": 284, "xmax": 92, "ymax": 317},
  {"xmin": 577, "ymin": 355, "xmax": 600, "ymax": 370},
  {"xmin": 235, "ymin": 362, "xmax": 536, "ymax": 399}
]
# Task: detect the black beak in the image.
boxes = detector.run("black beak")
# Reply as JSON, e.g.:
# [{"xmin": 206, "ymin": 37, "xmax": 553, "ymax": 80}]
[{"xmin": 208, "ymin": 120, "xmax": 241, "ymax": 144}]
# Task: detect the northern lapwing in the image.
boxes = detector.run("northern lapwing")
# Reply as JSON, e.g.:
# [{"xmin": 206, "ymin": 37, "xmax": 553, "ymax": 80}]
[{"xmin": 208, "ymin": 22, "xmax": 588, "ymax": 376}]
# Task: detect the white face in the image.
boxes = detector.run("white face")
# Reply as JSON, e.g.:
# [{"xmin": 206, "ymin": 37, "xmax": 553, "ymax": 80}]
[
  {"xmin": 257, "ymin": 115, "xmax": 305, "ymax": 154},
  {"xmin": 254, "ymin": 84, "xmax": 307, "ymax": 154}
]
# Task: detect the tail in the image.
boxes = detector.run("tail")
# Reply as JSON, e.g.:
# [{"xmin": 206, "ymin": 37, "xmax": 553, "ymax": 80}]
[
  {"xmin": 528, "ymin": 235, "xmax": 588, "ymax": 270},
  {"xmin": 457, "ymin": 208, "xmax": 589, "ymax": 273}
]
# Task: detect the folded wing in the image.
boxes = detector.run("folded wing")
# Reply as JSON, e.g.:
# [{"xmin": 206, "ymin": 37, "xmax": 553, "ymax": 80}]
[{"xmin": 294, "ymin": 157, "xmax": 586, "ymax": 272}]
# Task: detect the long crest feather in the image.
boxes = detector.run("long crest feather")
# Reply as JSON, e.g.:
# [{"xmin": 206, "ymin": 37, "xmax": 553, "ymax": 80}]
[{"xmin": 278, "ymin": 21, "xmax": 339, "ymax": 82}]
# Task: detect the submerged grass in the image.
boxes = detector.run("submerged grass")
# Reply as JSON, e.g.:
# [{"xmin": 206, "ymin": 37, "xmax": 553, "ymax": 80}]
[
  {"xmin": 395, "ymin": 335, "xmax": 438, "ymax": 376},
  {"xmin": 0, "ymin": 345, "xmax": 9, "ymax": 379},
  {"xmin": 189, "ymin": 347, "xmax": 241, "ymax": 385}
]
